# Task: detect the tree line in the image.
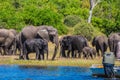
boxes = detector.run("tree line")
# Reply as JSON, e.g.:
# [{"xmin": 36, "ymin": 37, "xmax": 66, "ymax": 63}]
[{"xmin": 0, "ymin": 0, "xmax": 120, "ymax": 37}]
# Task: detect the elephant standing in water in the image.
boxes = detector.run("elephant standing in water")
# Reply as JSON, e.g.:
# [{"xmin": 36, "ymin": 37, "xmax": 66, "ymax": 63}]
[
  {"xmin": 23, "ymin": 39, "xmax": 48, "ymax": 60},
  {"xmin": 92, "ymin": 35, "xmax": 108, "ymax": 57},
  {"xmin": 0, "ymin": 29, "xmax": 16, "ymax": 55},
  {"xmin": 108, "ymin": 33, "xmax": 120, "ymax": 57},
  {"xmin": 19, "ymin": 25, "xmax": 59, "ymax": 60}
]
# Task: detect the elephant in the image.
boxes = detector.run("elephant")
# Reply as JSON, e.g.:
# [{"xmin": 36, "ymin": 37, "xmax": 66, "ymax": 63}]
[
  {"xmin": 0, "ymin": 29, "xmax": 16, "ymax": 55},
  {"xmin": 82, "ymin": 47, "xmax": 96, "ymax": 59},
  {"xmin": 23, "ymin": 38, "xmax": 48, "ymax": 60},
  {"xmin": 60, "ymin": 35, "xmax": 88, "ymax": 58},
  {"xmin": 92, "ymin": 35, "xmax": 108, "ymax": 57},
  {"xmin": 108, "ymin": 33, "xmax": 120, "ymax": 57},
  {"xmin": 19, "ymin": 25, "xmax": 59, "ymax": 60}
]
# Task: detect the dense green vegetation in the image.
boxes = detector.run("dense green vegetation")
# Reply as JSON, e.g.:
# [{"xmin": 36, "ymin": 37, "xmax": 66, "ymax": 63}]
[{"xmin": 0, "ymin": 0, "xmax": 120, "ymax": 36}]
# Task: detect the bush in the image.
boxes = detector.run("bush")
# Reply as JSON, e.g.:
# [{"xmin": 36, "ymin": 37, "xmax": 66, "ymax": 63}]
[
  {"xmin": 73, "ymin": 21, "xmax": 103, "ymax": 41},
  {"xmin": 64, "ymin": 15, "xmax": 81, "ymax": 27}
]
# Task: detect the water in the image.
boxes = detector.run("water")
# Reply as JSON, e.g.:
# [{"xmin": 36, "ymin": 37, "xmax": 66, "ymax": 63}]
[{"xmin": 0, "ymin": 65, "xmax": 115, "ymax": 80}]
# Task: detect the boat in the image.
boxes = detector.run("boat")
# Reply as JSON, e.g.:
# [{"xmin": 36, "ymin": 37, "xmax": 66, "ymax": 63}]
[{"xmin": 90, "ymin": 64, "xmax": 120, "ymax": 78}]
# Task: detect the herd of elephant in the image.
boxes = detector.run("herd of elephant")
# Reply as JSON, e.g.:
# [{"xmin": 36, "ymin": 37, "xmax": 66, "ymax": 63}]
[
  {"xmin": 60, "ymin": 33, "xmax": 120, "ymax": 59},
  {"xmin": 0, "ymin": 25, "xmax": 120, "ymax": 60}
]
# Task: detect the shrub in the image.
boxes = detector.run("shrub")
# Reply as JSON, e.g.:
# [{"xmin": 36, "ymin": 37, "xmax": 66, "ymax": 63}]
[
  {"xmin": 73, "ymin": 21, "xmax": 103, "ymax": 41},
  {"xmin": 64, "ymin": 15, "xmax": 81, "ymax": 27}
]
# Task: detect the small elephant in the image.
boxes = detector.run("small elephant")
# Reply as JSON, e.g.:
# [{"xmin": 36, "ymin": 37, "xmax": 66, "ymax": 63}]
[
  {"xmin": 82, "ymin": 47, "xmax": 96, "ymax": 59},
  {"xmin": 23, "ymin": 39, "xmax": 48, "ymax": 60}
]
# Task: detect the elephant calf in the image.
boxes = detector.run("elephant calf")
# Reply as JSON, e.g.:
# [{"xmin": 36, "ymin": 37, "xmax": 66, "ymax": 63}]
[
  {"xmin": 23, "ymin": 39, "xmax": 48, "ymax": 60},
  {"xmin": 82, "ymin": 47, "xmax": 96, "ymax": 59}
]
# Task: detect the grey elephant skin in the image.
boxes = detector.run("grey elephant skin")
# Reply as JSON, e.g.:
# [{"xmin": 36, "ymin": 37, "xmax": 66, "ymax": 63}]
[
  {"xmin": 92, "ymin": 35, "xmax": 108, "ymax": 57},
  {"xmin": 108, "ymin": 33, "xmax": 120, "ymax": 57},
  {"xmin": 23, "ymin": 39, "xmax": 48, "ymax": 60},
  {"xmin": 20, "ymin": 25, "xmax": 59, "ymax": 60},
  {"xmin": 60, "ymin": 35, "xmax": 88, "ymax": 58},
  {"xmin": 82, "ymin": 47, "xmax": 96, "ymax": 59},
  {"xmin": 0, "ymin": 29, "xmax": 16, "ymax": 55}
]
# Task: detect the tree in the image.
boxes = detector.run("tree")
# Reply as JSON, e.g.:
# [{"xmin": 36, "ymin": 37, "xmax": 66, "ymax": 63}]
[{"xmin": 88, "ymin": 0, "xmax": 101, "ymax": 23}]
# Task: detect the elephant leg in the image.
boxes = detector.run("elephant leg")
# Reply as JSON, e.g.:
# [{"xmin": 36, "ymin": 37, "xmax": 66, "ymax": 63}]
[
  {"xmin": 67, "ymin": 50, "xmax": 71, "ymax": 58},
  {"xmin": 100, "ymin": 45, "xmax": 104, "ymax": 57},
  {"xmin": 86, "ymin": 52, "xmax": 89, "ymax": 59},
  {"xmin": 19, "ymin": 47, "xmax": 24, "ymax": 59},
  {"xmin": 71, "ymin": 50, "xmax": 75, "ymax": 58},
  {"xmin": 90, "ymin": 52, "xmax": 93, "ymax": 59},
  {"xmin": 36, "ymin": 48, "xmax": 40, "ymax": 60},
  {"xmin": 42, "ymin": 52, "xmax": 44, "ymax": 60},
  {"xmin": 3, "ymin": 47, "xmax": 8, "ymax": 55},
  {"xmin": 52, "ymin": 46, "xmax": 58, "ymax": 60},
  {"xmin": 96, "ymin": 46, "xmax": 100, "ymax": 57},
  {"xmin": 24, "ymin": 53, "xmax": 29, "ymax": 60},
  {"xmin": 46, "ymin": 51, "xmax": 48, "ymax": 60},
  {"xmin": 61, "ymin": 48, "xmax": 66, "ymax": 57},
  {"xmin": 0, "ymin": 47, "xmax": 3, "ymax": 55},
  {"xmin": 40, "ymin": 50, "xmax": 44, "ymax": 60},
  {"xmin": 83, "ymin": 52, "xmax": 86, "ymax": 59},
  {"xmin": 74, "ymin": 50, "xmax": 77, "ymax": 58},
  {"xmin": 59, "ymin": 47, "xmax": 62, "ymax": 58},
  {"xmin": 78, "ymin": 51, "xmax": 81, "ymax": 58}
]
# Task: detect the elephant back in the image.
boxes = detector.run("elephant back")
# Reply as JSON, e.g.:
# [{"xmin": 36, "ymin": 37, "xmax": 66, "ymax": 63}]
[
  {"xmin": 21, "ymin": 26, "xmax": 37, "ymax": 39},
  {"xmin": 0, "ymin": 29, "xmax": 9, "ymax": 42},
  {"xmin": 9, "ymin": 29, "xmax": 17, "ymax": 36},
  {"xmin": 0, "ymin": 29, "xmax": 9, "ymax": 37}
]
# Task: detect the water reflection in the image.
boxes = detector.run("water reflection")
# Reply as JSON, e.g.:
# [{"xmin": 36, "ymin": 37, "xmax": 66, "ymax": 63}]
[{"xmin": 0, "ymin": 65, "xmax": 117, "ymax": 80}]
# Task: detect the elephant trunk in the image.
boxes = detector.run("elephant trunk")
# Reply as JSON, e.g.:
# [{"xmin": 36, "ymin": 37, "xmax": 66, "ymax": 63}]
[{"xmin": 51, "ymin": 34, "xmax": 59, "ymax": 60}]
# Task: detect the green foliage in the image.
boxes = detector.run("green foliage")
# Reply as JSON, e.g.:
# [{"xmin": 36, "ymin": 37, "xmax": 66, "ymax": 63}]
[
  {"xmin": 0, "ymin": 0, "xmax": 120, "ymax": 35},
  {"xmin": 73, "ymin": 21, "xmax": 103, "ymax": 41},
  {"xmin": 64, "ymin": 15, "xmax": 81, "ymax": 27},
  {"xmin": 92, "ymin": 0, "xmax": 120, "ymax": 35}
]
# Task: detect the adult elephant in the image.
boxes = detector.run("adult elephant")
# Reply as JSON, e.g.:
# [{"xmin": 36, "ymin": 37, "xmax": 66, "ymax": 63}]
[
  {"xmin": 61, "ymin": 35, "xmax": 88, "ymax": 58},
  {"xmin": 19, "ymin": 25, "xmax": 59, "ymax": 60},
  {"xmin": 92, "ymin": 35, "xmax": 108, "ymax": 57},
  {"xmin": 0, "ymin": 29, "xmax": 16, "ymax": 55},
  {"xmin": 108, "ymin": 33, "xmax": 120, "ymax": 57}
]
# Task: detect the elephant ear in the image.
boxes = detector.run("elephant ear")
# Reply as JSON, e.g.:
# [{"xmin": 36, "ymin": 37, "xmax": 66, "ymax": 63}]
[{"xmin": 37, "ymin": 29, "xmax": 49, "ymax": 42}]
